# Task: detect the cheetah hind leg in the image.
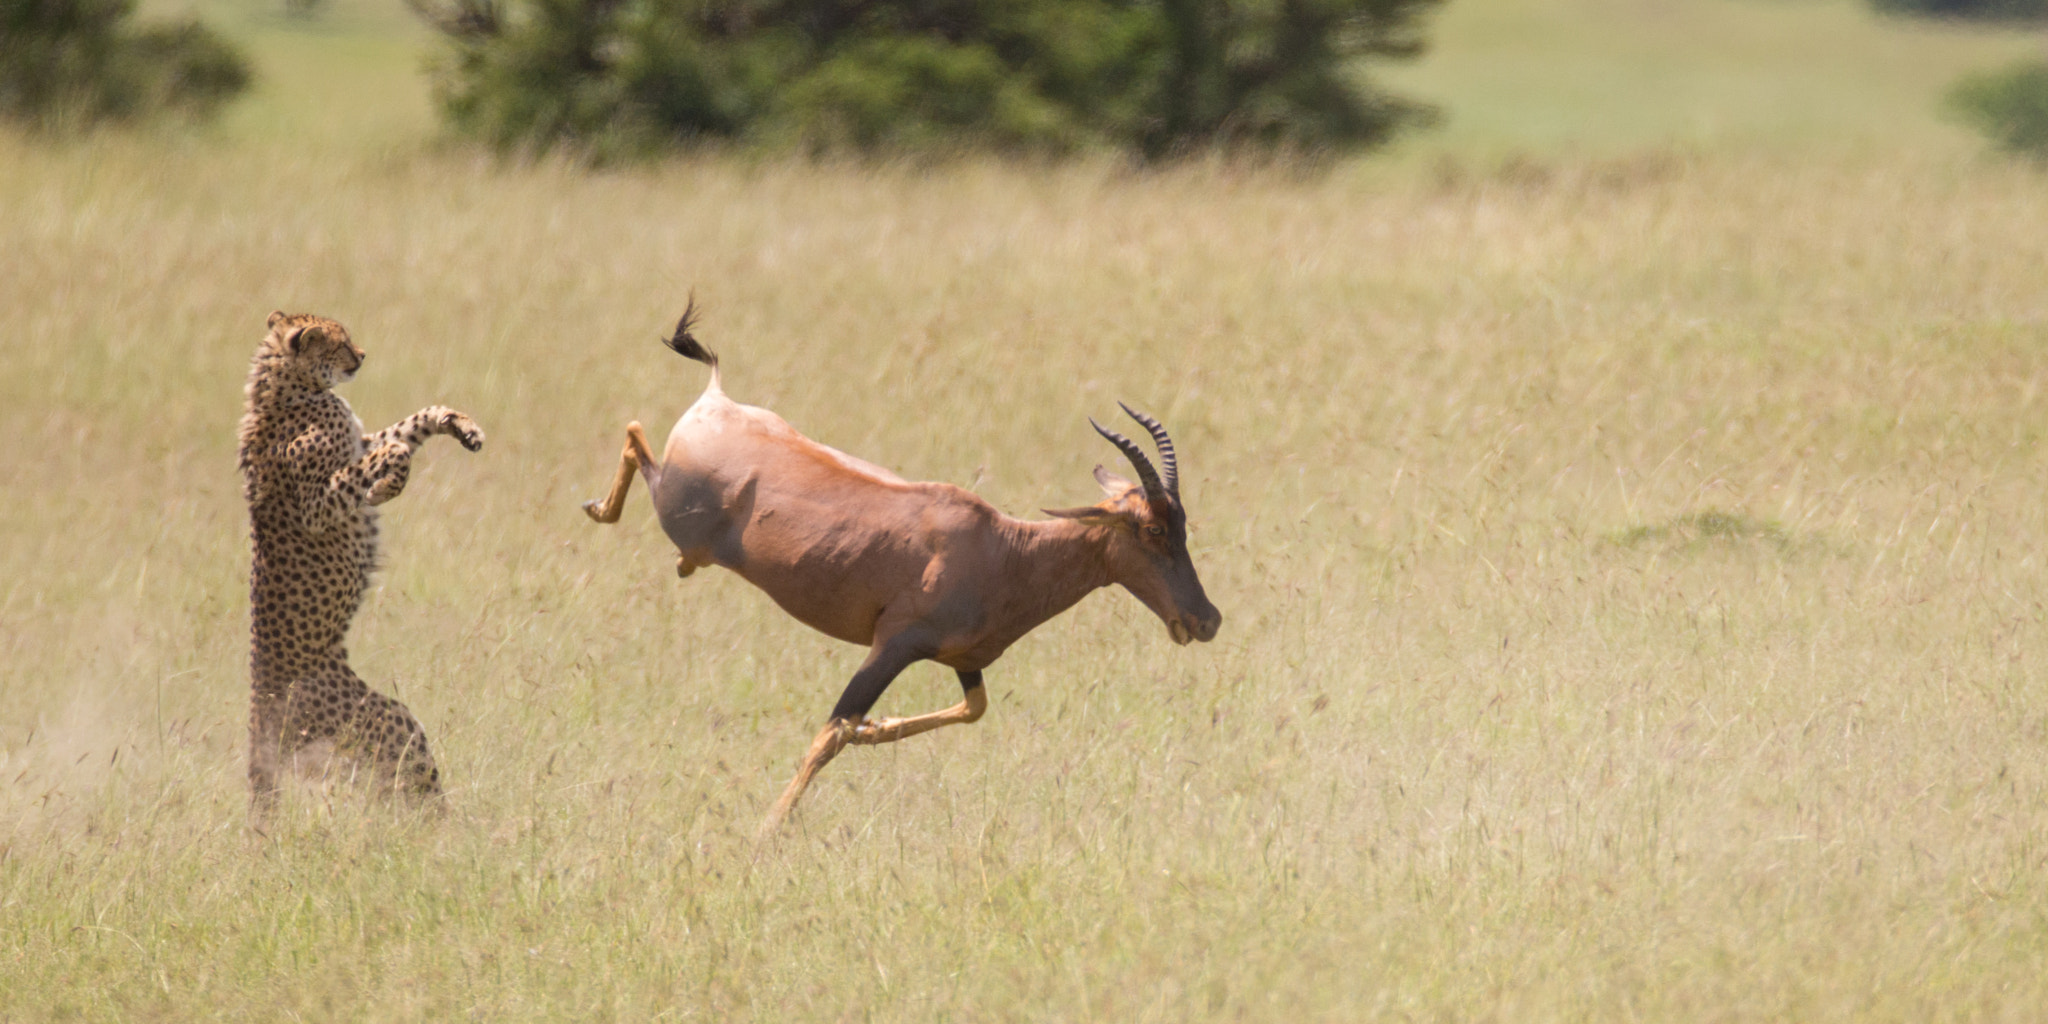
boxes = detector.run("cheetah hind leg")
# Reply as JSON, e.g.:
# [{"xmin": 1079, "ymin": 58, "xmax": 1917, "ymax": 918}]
[
  {"xmin": 358, "ymin": 690, "xmax": 443, "ymax": 801},
  {"xmin": 319, "ymin": 670, "xmax": 443, "ymax": 805},
  {"xmin": 248, "ymin": 687, "xmax": 348, "ymax": 826},
  {"xmin": 247, "ymin": 692, "xmax": 289, "ymax": 825}
]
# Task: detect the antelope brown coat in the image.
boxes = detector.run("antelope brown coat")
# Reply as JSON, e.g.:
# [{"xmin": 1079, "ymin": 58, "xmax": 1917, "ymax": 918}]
[{"xmin": 583, "ymin": 304, "xmax": 1221, "ymax": 834}]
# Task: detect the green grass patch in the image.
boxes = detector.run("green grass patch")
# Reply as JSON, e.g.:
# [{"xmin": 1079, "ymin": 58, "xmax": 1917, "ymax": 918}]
[
  {"xmin": 1379, "ymin": 0, "xmax": 2044, "ymax": 162},
  {"xmin": 1608, "ymin": 509, "xmax": 1803, "ymax": 555}
]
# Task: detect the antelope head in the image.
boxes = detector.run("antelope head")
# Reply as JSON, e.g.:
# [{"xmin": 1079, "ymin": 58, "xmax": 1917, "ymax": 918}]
[{"xmin": 1047, "ymin": 403, "xmax": 1223, "ymax": 646}]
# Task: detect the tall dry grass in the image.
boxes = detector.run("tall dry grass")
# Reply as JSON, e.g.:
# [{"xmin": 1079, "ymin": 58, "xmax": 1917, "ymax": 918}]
[{"xmin": 4, "ymin": 132, "xmax": 2048, "ymax": 1019}]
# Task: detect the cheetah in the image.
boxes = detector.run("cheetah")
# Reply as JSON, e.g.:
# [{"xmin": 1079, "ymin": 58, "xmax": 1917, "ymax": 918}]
[{"xmin": 237, "ymin": 310, "xmax": 484, "ymax": 816}]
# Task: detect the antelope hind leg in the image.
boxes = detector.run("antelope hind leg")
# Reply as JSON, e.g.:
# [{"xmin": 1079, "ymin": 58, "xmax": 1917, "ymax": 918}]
[{"xmin": 582, "ymin": 421, "xmax": 654, "ymax": 523}]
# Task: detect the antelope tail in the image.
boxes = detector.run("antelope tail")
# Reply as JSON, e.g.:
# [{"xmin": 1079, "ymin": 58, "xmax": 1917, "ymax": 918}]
[{"xmin": 663, "ymin": 297, "xmax": 721, "ymax": 393}]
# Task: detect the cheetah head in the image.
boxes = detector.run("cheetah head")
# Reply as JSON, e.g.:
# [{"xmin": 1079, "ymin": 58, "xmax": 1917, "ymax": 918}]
[{"xmin": 265, "ymin": 310, "xmax": 365, "ymax": 387}]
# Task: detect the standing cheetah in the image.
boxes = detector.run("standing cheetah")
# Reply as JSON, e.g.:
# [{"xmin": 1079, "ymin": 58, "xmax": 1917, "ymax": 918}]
[{"xmin": 237, "ymin": 311, "xmax": 484, "ymax": 816}]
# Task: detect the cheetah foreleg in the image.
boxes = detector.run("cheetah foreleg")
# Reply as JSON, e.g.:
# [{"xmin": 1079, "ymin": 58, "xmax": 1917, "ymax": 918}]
[
  {"xmin": 295, "ymin": 431, "xmax": 388, "ymax": 535},
  {"xmin": 359, "ymin": 407, "xmax": 484, "ymax": 507},
  {"xmin": 365, "ymin": 405, "xmax": 486, "ymax": 455},
  {"xmin": 363, "ymin": 442, "xmax": 414, "ymax": 506}
]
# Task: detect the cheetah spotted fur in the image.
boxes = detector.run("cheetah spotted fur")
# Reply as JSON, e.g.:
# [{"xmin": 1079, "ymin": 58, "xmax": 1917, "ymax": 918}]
[{"xmin": 237, "ymin": 311, "xmax": 484, "ymax": 815}]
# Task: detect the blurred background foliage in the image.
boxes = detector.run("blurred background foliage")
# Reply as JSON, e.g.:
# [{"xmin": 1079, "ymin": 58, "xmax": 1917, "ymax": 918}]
[
  {"xmin": 0, "ymin": 0, "xmax": 250, "ymax": 129},
  {"xmin": 1946, "ymin": 57, "xmax": 2048, "ymax": 158},
  {"xmin": 1871, "ymin": 0, "xmax": 2046, "ymax": 21},
  {"xmin": 401, "ymin": 0, "xmax": 1443, "ymax": 161},
  {"xmin": 10, "ymin": 0, "xmax": 2048, "ymax": 165},
  {"xmin": 1871, "ymin": 0, "xmax": 2048, "ymax": 161}
]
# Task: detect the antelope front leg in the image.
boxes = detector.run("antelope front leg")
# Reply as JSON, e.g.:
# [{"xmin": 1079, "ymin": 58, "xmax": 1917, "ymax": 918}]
[
  {"xmin": 758, "ymin": 697, "xmax": 983, "ymax": 839},
  {"xmin": 758, "ymin": 719, "xmax": 855, "ymax": 840},
  {"xmin": 852, "ymin": 682, "xmax": 987, "ymax": 745},
  {"xmin": 758, "ymin": 633, "xmax": 932, "ymax": 839},
  {"xmin": 583, "ymin": 421, "xmax": 654, "ymax": 524}
]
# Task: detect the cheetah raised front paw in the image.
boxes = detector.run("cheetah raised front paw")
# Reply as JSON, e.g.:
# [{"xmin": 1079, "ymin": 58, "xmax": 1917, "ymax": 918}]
[{"xmin": 441, "ymin": 410, "xmax": 485, "ymax": 452}]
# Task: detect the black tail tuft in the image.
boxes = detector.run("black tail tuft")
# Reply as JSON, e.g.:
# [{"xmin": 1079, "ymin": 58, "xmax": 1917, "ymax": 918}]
[{"xmin": 661, "ymin": 294, "xmax": 717, "ymax": 368}]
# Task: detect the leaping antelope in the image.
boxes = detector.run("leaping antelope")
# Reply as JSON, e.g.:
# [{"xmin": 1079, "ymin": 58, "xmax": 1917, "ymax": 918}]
[{"xmin": 583, "ymin": 303, "xmax": 1222, "ymax": 835}]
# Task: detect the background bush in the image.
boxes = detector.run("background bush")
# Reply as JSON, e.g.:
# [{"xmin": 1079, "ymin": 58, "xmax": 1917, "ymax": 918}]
[
  {"xmin": 1869, "ymin": 0, "xmax": 2047, "ymax": 21},
  {"xmin": 1947, "ymin": 58, "xmax": 2048, "ymax": 159},
  {"xmin": 0, "ymin": 0, "xmax": 251, "ymax": 130},
  {"xmin": 407, "ymin": 0, "xmax": 1442, "ymax": 161}
]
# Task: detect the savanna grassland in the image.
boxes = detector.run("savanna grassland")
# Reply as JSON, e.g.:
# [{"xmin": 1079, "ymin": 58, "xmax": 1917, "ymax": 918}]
[{"xmin": 7, "ymin": 0, "xmax": 2048, "ymax": 1019}]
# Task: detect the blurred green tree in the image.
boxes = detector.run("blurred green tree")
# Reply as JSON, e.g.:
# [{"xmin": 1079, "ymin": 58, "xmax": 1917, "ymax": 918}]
[
  {"xmin": 0, "ymin": 0, "xmax": 250, "ymax": 130},
  {"xmin": 407, "ymin": 0, "xmax": 1442, "ymax": 161},
  {"xmin": 1869, "ymin": 0, "xmax": 2046, "ymax": 20},
  {"xmin": 1947, "ymin": 58, "xmax": 2048, "ymax": 159}
]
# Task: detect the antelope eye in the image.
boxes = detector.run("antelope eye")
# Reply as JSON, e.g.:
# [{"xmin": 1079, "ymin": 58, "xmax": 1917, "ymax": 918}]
[{"xmin": 1144, "ymin": 524, "xmax": 1165, "ymax": 537}]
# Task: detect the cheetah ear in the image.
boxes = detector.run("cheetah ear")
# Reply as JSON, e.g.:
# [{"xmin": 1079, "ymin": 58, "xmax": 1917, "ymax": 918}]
[
  {"xmin": 266, "ymin": 310, "xmax": 286, "ymax": 330},
  {"xmin": 284, "ymin": 324, "xmax": 323, "ymax": 355}
]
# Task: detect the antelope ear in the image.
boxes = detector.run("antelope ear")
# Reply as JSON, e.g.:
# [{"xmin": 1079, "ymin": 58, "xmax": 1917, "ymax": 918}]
[
  {"xmin": 1092, "ymin": 464, "xmax": 1136, "ymax": 497},
  {"xmin": 1043, "ymin": 505, "xmax": 1124, "ymax": 526},
  {"xmin": 266, "ymin": 310, "xmax": 287, "ymax": 330}
]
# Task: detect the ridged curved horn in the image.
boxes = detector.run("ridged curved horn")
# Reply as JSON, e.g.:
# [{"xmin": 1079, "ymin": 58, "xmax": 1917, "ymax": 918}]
[
  {"xmin": 1091, "ymin": 417, "xmax": 1168, "ymax": 505},
  {"xmin": 1118, "ymin": 402, "xmax": 1177, "ymax": 498}
]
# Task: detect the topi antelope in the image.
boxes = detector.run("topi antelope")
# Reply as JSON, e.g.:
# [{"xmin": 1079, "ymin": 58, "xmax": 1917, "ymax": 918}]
[{"xmin": 582, "ymin": 302, "xmax": 1222, "ymax": 835}]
